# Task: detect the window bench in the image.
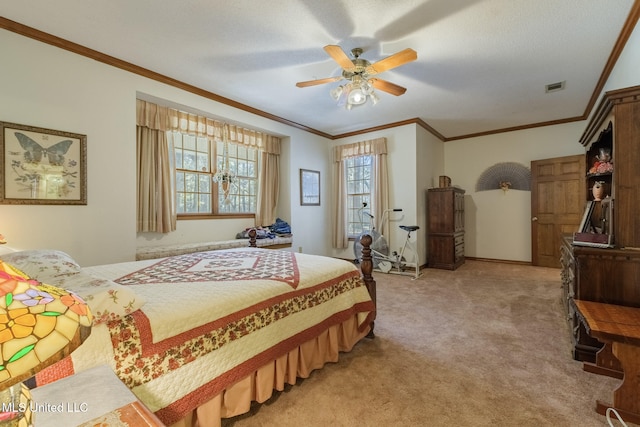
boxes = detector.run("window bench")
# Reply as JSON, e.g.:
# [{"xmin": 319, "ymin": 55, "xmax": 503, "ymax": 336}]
[{"xmin": 136, "ymin": 232, "xmax": 293, "ymax": 261}]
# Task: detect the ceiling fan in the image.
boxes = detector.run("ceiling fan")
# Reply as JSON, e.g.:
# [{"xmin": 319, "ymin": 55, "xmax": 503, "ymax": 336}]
[{"xmin": 296, "ymin": 45, "xmax": 417, "ymax": 109}]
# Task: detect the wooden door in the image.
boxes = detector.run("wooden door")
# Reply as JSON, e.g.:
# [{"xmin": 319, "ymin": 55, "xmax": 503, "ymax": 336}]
[{"xmin": 531, "ymin": 155, "xmax": 585, "ymax": 267}]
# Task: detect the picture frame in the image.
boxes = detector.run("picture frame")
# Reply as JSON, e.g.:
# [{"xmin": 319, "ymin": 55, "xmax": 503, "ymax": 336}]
[
  {"xmin": 0, "ymin": 121, "xmax": 87, "ymax": 205},
  {"xmin": 300, "ymin": 169, "xmax": 320, "ymax": 206}
]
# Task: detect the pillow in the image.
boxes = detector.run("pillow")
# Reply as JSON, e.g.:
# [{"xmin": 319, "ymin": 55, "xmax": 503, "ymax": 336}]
[
  {"xmin": 0, "ymin": 245, "xmax": 18, "ymax": 256},
  {"xmin": 51, "ymin": 271, "xmax": 145, "ymax": 325},
  {"xmin": 0, "ymin": 249, "xmax": 81, "ymax": 281}
]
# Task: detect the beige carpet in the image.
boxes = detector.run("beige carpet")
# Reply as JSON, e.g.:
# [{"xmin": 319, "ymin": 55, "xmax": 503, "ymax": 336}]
[{"xmin": 223, "ymin": 260, "xmax": 624, "ymax": 426}]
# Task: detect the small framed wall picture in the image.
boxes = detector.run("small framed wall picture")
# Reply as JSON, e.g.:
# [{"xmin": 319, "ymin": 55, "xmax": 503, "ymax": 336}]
[
  {"xmin": 300, "ymin": 169, "xmax": 320, "ymax": 206},
  {"xmin": 0, "ymin": 121, "xmax": 87, "ymax": 205}
]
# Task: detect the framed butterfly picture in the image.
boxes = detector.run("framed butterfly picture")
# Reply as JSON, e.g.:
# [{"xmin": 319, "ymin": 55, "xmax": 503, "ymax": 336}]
[{"xmin": 0, "ymin": 121, "xmax": 87, "ymax": 205}]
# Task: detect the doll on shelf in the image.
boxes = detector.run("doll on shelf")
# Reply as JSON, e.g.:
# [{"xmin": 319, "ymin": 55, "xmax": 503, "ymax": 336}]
[{"xmin": 589, "ymin": 147, "xmax": 613, "ymax": 174}]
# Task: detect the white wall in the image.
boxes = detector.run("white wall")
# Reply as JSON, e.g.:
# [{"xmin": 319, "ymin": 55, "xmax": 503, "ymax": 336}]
[
  {"xmin": 341, "ymin": 118, "xmax": 586, "ymax": 264},
  {"xmin": 442, "ymin": 19, "xmax": 640, "ymax": 263},
  {"xmin": 602, "ymin": 16, "xmax": 640, "ymax": 94},
  {"xmin": 286, "ymin": 134, "xmax": 332, "ymax": 256},
  {"xmin": 0, "ymin": 30, "xmax": 138, "ymax": 265},
  {"xmin": 0, "ymin": 29, "xmax": 332, "ymax": 266},
  {"xmin": 416, "ymin": 126, "xmax": 445, "ymax": 264},
  {"xmin": 444, "ymin": 122, "xmax": 585, "ymax": 261},
  {"xmin": 1, "ymin": 18, "xmax": 639, "ymax": 266},
  {"xmin": 130, "ymin": 98, "xmax": 332, "ymax": 258},
  {"xmin": 329, "ymin": 124, "xmax": 442, "ymax": 266}
]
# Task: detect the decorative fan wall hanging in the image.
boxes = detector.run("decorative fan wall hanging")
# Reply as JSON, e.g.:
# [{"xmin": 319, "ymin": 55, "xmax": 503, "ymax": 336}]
[
  {"xmin": 296, "ymin": 45, "xmax": 417, "ymax": 110},
  {"xmin": 476, "ymin": 162, "xmax": 531, "ymax": 193}
]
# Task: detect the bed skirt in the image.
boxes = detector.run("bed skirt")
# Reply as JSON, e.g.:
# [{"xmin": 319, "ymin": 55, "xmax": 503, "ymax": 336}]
[{"xmin": 169, "ymin": 314, "xmax": 370, "ymax": 427}]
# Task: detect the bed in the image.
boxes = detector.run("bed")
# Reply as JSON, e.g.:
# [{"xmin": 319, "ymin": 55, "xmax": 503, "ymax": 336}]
[{"xmin": 0, "ymin": 232, "xmax": 376, "ymax": 427}]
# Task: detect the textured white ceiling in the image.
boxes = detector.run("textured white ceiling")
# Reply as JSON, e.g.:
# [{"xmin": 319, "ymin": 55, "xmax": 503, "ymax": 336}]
[{"xmin": 1, "ymin": 0, "xmax": 636, "ymax": 139}]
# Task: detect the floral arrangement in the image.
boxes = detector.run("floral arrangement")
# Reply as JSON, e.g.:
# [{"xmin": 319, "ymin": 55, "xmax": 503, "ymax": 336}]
[
  {"xmin": 589, "ymin": 147, "xmax": 613, "ymax": 175},
  {"xmin": 589, "ymin": 160, "xmax": 614, "ymax": 175}
]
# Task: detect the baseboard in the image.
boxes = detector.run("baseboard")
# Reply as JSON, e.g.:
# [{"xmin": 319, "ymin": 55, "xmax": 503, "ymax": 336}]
[
  {"xmin": 342, "ymin": 255, "xmax": 531, "ymax": 268},
  {"xmin": 464, "ymin": 256, "xmax": 532, "ymax": 266}
]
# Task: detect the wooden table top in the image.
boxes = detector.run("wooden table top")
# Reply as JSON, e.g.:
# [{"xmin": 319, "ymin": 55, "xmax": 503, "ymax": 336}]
[{"xmin": 573, "ymin": 300, "xmax": 640, "ymax": 346}]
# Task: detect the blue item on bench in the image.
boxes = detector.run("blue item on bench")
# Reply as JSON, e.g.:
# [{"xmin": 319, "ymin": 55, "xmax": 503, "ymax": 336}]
[{"xmin": 271, "ymin": 218, "xmax": 291, "ymax": 235}]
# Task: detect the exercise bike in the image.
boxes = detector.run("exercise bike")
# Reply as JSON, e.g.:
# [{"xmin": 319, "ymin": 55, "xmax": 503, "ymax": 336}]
[{"xmin": 353, "ymin": 203, "xmax": 422, "ymax": 279}]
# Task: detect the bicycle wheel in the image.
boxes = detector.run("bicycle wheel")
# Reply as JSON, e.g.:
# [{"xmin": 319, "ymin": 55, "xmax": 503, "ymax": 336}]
[{"xmin": 353, "ymin": 230, "xmax": 389, "ymax": 269}]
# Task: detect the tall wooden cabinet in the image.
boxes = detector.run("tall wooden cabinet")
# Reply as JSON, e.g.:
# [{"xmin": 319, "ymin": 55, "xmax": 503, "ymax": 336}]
[
  {"xmin": 427, "ymin": 187, "xmax": 465, "ymax": 270},
  {"xmin": 561, "ymin": 85, "xmax": 640, "ymax": 362}
]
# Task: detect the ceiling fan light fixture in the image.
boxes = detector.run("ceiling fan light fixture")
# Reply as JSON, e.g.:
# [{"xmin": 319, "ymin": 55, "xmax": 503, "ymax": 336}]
[
  {"xmin": 370, "ymin": 91, "xmax": 380, "ymax": 105},
  {"xmin": 336, "ymin": 84, "xmax": 351, "ymax": 107},
  {"xmin": 297, "ymin": 45, "xmax": 416, "ymax": 110},
  {"xmin": 347, "ymin": 87, "xmax": 367, "ymax": 105},
  {"xmin": 362, "ymin": 79, "xmax": 374, "ymax": 95},
  {"xmin": 330, "ymin": 85, "xmax": 344, "ymax": 101}
]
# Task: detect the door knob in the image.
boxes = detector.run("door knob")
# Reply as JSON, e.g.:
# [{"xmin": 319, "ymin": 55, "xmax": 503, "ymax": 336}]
[{"xmin": 531, "ymin": 217, "xmax": 538, "ymax": 222}]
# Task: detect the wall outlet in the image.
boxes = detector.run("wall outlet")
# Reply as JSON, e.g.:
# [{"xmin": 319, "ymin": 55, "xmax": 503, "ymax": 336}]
[{"xmin": 298, "ymin": 246, "xmax": 303, "ymax": 253}]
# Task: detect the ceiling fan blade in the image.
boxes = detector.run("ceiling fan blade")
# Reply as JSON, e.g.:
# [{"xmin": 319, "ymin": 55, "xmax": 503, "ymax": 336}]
[
  {"xmin": 370, "ymin": 78, "xmax": 407, "ymax": 96},
  {"xmin": 296, "ymin": 76, "xmax": 343, "ymax": 88},
  {"xmin": 324, "ymin": 45, "xmax": 355, "ymax": 71},
  {"xmin": 367, "ymin": 48, "xmax": 417, "ymax": 75}
]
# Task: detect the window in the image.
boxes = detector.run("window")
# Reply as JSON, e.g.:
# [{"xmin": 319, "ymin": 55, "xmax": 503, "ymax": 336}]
[
  {"xmin": 214, "ymin": 139, "xmax": 258, "ymax": 213},
  {"xmin": 331, "ymin": 138, "xmax": 387, "ymax": 249},
  {"xmin": 346, "ymin": 155, "xmax": 373, "ymax": 237},
  {"xmin": 171, "ymin": 131, "xmax": 258, "ymax": 215}
]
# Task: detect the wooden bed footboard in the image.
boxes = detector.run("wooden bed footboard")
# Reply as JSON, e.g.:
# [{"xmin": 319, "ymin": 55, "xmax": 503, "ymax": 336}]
[
  {"xmin": 247, "ymin": 229, "xmax": 376, "ymax": 337},
  {"xmin": 359, "ymin": 234, "xmax": 377, "ymax": 337}
]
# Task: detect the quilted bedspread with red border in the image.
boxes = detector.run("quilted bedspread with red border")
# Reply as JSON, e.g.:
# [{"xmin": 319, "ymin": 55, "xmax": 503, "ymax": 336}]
[{"xmin": 36, "ymin": 249, "xmax": 374, "ymax": 425}]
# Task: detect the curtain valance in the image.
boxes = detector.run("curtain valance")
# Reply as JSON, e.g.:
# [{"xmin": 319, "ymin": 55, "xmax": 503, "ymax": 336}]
[
  {"xmin": 136, "ymin": 99, "xmax": 280, "ymax": 154},
  {"xmin": 332, "ymin": 138, "xmax": 387, "ymax": 162}
]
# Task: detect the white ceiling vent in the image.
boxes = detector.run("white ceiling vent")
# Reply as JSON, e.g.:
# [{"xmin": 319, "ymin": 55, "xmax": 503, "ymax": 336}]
[{"xmin": 545, "ymin": 81, "xmax": 566, "ymax": 93}]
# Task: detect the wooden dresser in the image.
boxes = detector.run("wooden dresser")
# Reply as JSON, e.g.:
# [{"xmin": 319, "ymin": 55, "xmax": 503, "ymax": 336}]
[
  {"xmin": 427, "ymin": 187, "xmax": 465, "ymax": 270},
  {"xmin": 561, "ymin": 85, "xmax": 640, "ymax": 362}
]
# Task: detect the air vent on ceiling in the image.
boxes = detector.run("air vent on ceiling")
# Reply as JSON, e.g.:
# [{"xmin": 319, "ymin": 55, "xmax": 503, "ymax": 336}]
[{"xmin": 545, "ymin": 81, "xmax": 566, "ymax": 93}]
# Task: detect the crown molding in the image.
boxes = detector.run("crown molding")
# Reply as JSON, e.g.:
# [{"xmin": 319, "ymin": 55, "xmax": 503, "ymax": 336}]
[{"xmin": 3, "ymin": 1, "xmax": 640, "ymax": 143}]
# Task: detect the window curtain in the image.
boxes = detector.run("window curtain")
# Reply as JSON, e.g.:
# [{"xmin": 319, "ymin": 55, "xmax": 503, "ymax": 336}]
[
  {"xmin": 136, "ymin": 100, "xmax": 281, "ymax": 230},
  {"xmin": 136, "ymin": 104, "xmax": 176, "ymax": 233},
  {"xmin": 331, "ymin": 138, "xmax": 389, "ymax": 249},
  {"xmin": 254, "ymin": 134, "xmax": 280, "ymax": 226}
]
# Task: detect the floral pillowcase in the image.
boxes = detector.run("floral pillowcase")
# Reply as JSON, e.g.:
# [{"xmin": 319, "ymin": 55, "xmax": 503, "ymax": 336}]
[
  {"xmin": 50, "ymin": 272, "xmax": 145, "ymax": 325},
  {"xmin": 0, "ymin": 250, "xmax": 145, "ymax": 325},
  {"xmin": 0, "ymin": 249, "xmax": 83, "ymax": 279}
]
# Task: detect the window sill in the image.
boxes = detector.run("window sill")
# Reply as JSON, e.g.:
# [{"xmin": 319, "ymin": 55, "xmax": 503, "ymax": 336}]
[{"xmin": 177, "ymin": 213, "xmax": 255, "ymax": 220}]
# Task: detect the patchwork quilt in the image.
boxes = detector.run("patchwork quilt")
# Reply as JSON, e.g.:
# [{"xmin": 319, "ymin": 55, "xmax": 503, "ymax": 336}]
[{"xmin": 36, "ymin": 249, "xmax": 374, "ymax": 425}]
